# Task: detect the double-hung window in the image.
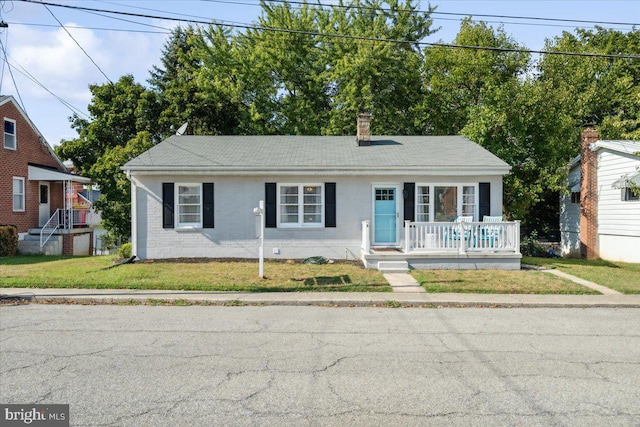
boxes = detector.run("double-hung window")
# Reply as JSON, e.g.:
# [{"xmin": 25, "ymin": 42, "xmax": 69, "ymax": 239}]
[
  {"xmin": 4, "ymin": 118, "xmax": 16, "ymax": 150},
  {"xmin": 278, "ymin": 184, "xmax": 323, "ymax": 227},
  {"xmin": 13, "ymin": 177, "xmax": 25, "ymax": 211},
  {"xmin": 416, "ymin": 184, "xmax": 477, "ymax": 222},
  {"xmin": 416, "ymin": 186, "xmax": 430, "ymax": 222},
  {"xmin": 177, "ymin": 184, "xmax": 201, "ymax": 227}
]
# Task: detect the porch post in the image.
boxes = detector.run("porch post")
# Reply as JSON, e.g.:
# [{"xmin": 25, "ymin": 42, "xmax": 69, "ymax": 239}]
[
  {"xmin": 361, "ymin": 220, "xmax": 370, "ymax": 254},
  {"xmin": 67, "ymin": 180, "xmax": 73, "ymax": 229},
  {"xmin": 515, "ymin": 220, "xmax": 521, "ymax": 254},
  {"xmin": 458, "ymin": 222, "xmax": 466, "ymax": 255},
  {"xmin": 404, "ymin": 220, "xmax": 411, "ymax": 253}
]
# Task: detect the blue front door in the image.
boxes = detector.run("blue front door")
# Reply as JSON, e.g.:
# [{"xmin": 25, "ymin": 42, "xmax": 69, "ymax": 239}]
[{"xmin": 374, "ymin": 187, "xmax": 398, "ymax": 245}]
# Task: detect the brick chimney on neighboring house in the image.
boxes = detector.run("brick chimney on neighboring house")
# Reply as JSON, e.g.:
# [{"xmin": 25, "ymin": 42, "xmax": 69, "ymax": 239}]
[
  {"xmin": 356, "ymin": 113, "xmax": 371, "ymax": 146},
  {"xmin": 579, "ymin": 127, "xmax": 599, "ymax": 259}
]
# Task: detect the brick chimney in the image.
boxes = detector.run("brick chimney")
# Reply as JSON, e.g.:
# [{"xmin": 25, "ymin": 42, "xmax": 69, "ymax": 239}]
[
  {"xmin": 356, "ymin": 113, "xmax": 371, "ymax": 146},
  {"xmin": 579, "ymin": 127, "xmax": 599, "ymax": 259}
]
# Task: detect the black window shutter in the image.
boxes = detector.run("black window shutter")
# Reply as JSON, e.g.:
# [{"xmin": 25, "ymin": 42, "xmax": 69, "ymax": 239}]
[
  {"xmin": 202, "ymin": 183, "xmax": 214, "ymax": 228},
  {"xmin": 325, "ymin": 183, "xmax": 336, "ymax": 227},
  {"xmin": 265, "ymin": 183, "xmax": 277, "ymax": 228},
  {"xmin": 403, "ymin": 182, "xmax": 415, "ymax": 224},
  {"xmin": 162, "ymin": 183, "xmax": 175, "ymax": 229},
  {"xmin": 479, "ymin": 182, "xmax": 491, "ymax": 220}
]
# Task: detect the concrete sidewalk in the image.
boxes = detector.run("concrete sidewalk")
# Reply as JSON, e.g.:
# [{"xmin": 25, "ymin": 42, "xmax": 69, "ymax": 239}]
[{"xmin": 2, "ymin": 287, "xmax": 640, "ymax": 308}]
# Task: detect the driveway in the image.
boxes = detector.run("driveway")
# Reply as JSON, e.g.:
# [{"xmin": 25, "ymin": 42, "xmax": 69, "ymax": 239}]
[{"xmin": 1, "ymin": 305, "xmax": 639, "ymax": 425}]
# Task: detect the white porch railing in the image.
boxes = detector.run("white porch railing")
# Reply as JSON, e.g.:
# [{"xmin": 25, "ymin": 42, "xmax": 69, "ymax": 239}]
[
  {"xmin": 404, "ymin": 221, "xmax": 520, "ymax": 254},
  {"xmin": 40, "ymin": 208, "xmax": 91, "ymax": 247}
]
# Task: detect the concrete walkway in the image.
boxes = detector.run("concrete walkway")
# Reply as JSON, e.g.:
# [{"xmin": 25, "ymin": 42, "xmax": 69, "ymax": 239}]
[
  {"xmin": 383, "ymin": 273, "xmax": 426, "ymax": 293},
  {"xmin": 537, "ymin": 268, "xmax": 622, "ymax": 295},
  {"xmin": 2, "ymin": 287, "xmax": 639, "ymax": 308}
]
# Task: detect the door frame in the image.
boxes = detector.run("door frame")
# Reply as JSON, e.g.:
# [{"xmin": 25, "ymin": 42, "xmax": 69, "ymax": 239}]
[
  {"xmin": 38, "ymin": 181, "xmax": 51, "ymax": 227},
  {"xmin": 371, "ymin": 184, "xmax": 401, "ymax": 247}
]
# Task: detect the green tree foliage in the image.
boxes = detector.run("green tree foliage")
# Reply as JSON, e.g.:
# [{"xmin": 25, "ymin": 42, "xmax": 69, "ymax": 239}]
[
  {"xmin": 538, "ymin": 27, "xmax": 640, "ymax": 142},
  {"xmin": 55, "ymin": 76, "xmax": 159, "ymax": 240},
  {"xmin": 149, "ymin": 26, "xmax": 241, "ymax": 136},
  {"xmin": 60, "ymin": 2, "xmax": 639, "ymax": 239},
  {"xmin": 322, "ymin": 0, "xmax": 435, "ymax": 135}
]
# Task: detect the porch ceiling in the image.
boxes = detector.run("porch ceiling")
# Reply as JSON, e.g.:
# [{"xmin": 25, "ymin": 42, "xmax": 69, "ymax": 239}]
[{"xmin": 28, "ymin": 165, "xmax": 91, "ymax": 184}]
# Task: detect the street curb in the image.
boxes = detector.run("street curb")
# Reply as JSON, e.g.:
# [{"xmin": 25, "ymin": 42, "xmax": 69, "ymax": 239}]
[{"xmin": 2, "ymin": 294, "xmax": 639, "ymax": 309}]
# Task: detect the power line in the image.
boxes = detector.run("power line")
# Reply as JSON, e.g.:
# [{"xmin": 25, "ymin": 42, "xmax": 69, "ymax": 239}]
[
  {"xmin": 3, "ymin": 52, "xmax": 89, "ymax": 119},
  {"xmin": 7, "ymin": 21, "xmax": 171, "ymax": 34},
  {"xmin": 17, "ymin": 0, "xmax": 640, "ymax": 59},
  {"xmin": 100, "ymin": 0, "xmax": 635, "ymax": 33},
  {"xmin": 0, "ymin": 32, "xmax": 27, "ymax": 112},
  {"xmin": 199, "ymin": 0, "xmax": 640, "ymax": 27},
  {"xmin": 43, "ymin": 3, "xmax": 113, "ymax": 83}
]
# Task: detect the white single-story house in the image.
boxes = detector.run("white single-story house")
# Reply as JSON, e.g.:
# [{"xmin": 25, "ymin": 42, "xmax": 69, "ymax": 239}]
[
  {"xmin": 123, "ymin": 115, "xmax": 521, "ymax": 270},
  {"xmin": 560, "ymin": 128, "xmax": 640, "ymax": 263}
]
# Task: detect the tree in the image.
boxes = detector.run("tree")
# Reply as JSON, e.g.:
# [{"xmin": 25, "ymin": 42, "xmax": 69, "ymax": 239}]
[
  {"xmin": 323, "ymin": 0, "xmax": 435, "ymax": 135},
  {"xmin": 421, "ymin": 19, "xmax": 529, "ymax": 135},
  {"xmin": 55, "ymin": 75, "xmax": 159, "ymax": 240},
  {"xmin": 537, "ymin": 27, "xmax": 640, "ymax": 142},
  {"xmin": 150, "ymin": 26, "xmax": 241, "ymax": 136}
]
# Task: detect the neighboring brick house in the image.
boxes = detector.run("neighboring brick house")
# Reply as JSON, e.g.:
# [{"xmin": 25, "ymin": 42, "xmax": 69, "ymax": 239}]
[
  {"xmin": 560, "ymin": 128, "xmax": 640, "ymax": 263},
  {"xmin": 1, "ymin": 95, "xmax": 93, "ymax": 255}
]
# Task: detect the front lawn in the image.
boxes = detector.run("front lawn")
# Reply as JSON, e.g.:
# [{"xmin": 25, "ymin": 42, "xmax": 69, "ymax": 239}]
[
  {"xmin": 411, "ymin": 269, "xmax": 599, "ymax": 294},
  {"xmin": 523, "ymin": 257, "xmax": 640, "ymax": 294},
  {"xmin": 0, "ymin": 256, "xmax": 390, "ymax": 292}
]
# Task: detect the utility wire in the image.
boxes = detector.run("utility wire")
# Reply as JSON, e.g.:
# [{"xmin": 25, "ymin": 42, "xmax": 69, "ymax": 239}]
[
  {"xmin": 103, "ymin": 0, "xmax": 634, "ymax": 32},
  {"xmin": 213, "ymin": 0, "xmax": 639, "ymax": 27},
  {"xmin": 4, "ymin": 53, "xmax": 89, "ymax": 118},
  {"xmin": 43, "ymin": 3, "xmax": 113, "ymax": 83},
  {"xmin": 8, "ymin": 21, "xmax": 171, "ymax": 34},
  {"xmin": 22, "ymin": 0, "xmax": 640, "ymax": 60},
  {"xmin": 0, "ymin": 33, "xmax": 27, "ymax": 112}
]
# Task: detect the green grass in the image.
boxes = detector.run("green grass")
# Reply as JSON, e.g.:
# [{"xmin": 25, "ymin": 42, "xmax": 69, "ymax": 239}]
[
  {"xmin": 411, "ymin": 269, "xmax": 599, "ymax": 294},
  {"xmin": 523, "ymin": 257, "xmax": 640, "ymax": 294},
  {"xmin": 0, "ymin": 255, "xmax": 390, "ymax": 292}
]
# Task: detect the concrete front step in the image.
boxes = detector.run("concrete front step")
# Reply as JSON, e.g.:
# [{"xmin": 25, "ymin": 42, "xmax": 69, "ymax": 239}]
[{"xmin": 377, "ymin": 261, "xmax": 409, "ymax": 273}]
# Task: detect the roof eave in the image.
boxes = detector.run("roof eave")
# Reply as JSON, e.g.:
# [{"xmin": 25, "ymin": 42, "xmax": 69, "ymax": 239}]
[{"xmin": 122, "ymin": 165, "xmax": 511, "ymax": 176}]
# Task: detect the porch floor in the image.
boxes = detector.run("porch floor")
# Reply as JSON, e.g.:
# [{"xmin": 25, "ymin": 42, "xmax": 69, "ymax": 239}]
[{"xmin": 362, "ymin": 249, "xmax": 522, "ymax": 271}]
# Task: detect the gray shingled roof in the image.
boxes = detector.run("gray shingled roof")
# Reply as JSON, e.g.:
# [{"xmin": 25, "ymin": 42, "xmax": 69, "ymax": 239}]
[{"xmin": 124, "ymin": 135, "xmax": 510, "ymax": 172}]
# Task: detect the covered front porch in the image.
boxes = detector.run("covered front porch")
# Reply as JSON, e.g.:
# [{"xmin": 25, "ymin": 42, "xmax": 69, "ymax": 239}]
[
  {"xmin": 20, "ymin": 165, "xmax": 94, "ymax": 255},
  {"xmin": 361, "ymin": 220, "xmax": 522, "ymax": 270}
]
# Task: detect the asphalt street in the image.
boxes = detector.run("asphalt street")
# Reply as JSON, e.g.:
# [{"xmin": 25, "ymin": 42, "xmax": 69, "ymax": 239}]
[{"xmin": 1, "ymin": 304, "xmax": 639, "ymax": 426}]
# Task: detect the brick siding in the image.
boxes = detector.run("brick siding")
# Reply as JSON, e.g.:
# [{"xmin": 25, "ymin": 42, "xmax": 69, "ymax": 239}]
[
  {"xmin": 579, "ymin": 127, "xmax": 599, "ymax": 259},
  {"xmin": 0, "ymin": 99, "xmax": 66, "ymax": 232}
]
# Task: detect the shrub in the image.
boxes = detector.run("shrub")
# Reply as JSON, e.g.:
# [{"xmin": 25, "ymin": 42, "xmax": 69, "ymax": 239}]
[
  {"xmin": 0, "ymin": 224, "xmax": 19, "ymax": 256},
  {"xmin": 521, "ymin": 231, "xmax": 550, "ymax": 257},
  {"xmin": 118, "ymin": 242, "xmax": 132, "ymax": 259}
]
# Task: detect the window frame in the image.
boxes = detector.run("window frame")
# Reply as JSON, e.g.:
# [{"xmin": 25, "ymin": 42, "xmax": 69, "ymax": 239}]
[
  {"xmin": 570, "ymin": 191, "xmax": 581, "ymax": 204},
  {"xmin": 277, "ymin": 183, "xmax": 324, "ymax": 228},
  {"xmin": 4, "ymin": 118, "xmax": 16, "ymax": 150},
  {"xmin": 415, "ymin": 183, "xmax": 478, "ymax": 222},
  {"xmin": 12, "ymin": 177, "xmax": 25, "ymax": 212},
  {"xmin": 622, "ymin": 187, "xmax": 640, "ymax": 202},
  {"xmin": 175, "ymin": 183, "xmax": 202, "ymax": 228}
]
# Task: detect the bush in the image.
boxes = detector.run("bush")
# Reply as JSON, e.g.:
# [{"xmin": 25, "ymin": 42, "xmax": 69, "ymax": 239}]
[
  {"xmin": 521, "ymin": 231, "xmax": 552, "ymax": 257},
  {"xmin": 0, "ymin": 224, "xmax": 19, "ymax": 256},
  {"xmin": 118, "ymin": 242, "xmax": 132, "ymax": 259}
]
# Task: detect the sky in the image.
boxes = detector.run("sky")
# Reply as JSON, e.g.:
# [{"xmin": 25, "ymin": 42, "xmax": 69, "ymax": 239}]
[{"xmin": 1, "ymin": 0, "xmax": 638, "ymax": 148}]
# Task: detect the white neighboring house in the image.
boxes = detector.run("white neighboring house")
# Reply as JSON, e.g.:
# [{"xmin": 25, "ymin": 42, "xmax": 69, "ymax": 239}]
[
  {"xmin": 560, "ymin": 128, "xmax": 640, "ymax": 263},
  {"xmin": 123, "ymin": 115, "xmax": 521, "ymax": 270}
]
